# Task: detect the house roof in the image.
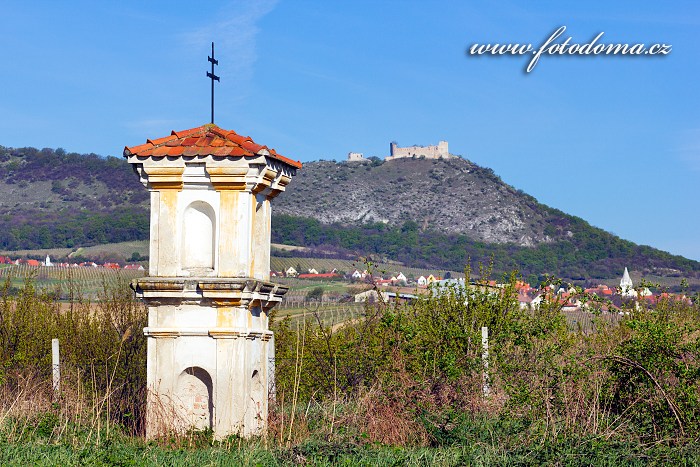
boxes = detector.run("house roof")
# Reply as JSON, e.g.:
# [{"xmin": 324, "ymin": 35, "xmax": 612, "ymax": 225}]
[
  {"xmin": 298, "ymin": 273, "xmax": 340, "ymax": 279},
  {"xmin": 517, "ymin": 293, "xmax": 532, "ymax": 303},
  {"xmin": 123, "ymin": 124, "xmax": 302, "ymax": 169}
]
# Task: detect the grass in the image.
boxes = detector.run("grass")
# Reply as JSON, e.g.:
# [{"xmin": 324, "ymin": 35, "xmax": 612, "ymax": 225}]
[
  {"xmin": 1, "ymin": 241, "xmax": 465, "ymax": 280},
  {"xmin": 277, "ymin": 278, "xmax": 353, "ymax": 294},
  {"xmin": 3, "ymin": 416, "xmax": 700, "ymax": 466},
  {"xmin": 2, "ymin": 268, "xmax": 700, "ymax": 464}
]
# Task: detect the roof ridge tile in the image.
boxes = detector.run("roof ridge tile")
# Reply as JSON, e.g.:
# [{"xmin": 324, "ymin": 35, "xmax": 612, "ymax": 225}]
[{"xmin": 124, "ymin": 123, "xmax": 301, "ymax": 169}]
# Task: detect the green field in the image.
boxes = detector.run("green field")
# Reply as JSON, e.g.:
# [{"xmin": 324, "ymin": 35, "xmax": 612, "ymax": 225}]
[
  {"xmin": 0, "ymin": 263, "xmax": 365, "ymax": 302},
  {"xmin": 271, "ymin": 256, "xmax": 462, "ymax": 279},
  {"xmin": 2, "ymin": 241, "xmax": 464, "ymax": 278},
  {"xmin": 0, "ymin": 240, "xmax": 150, "ymax": 262},
  {"xmin": 4, "ymin": 241, "xmax": 697, "ymax": 298},
  {"xmin": 4, "ymin": 435, "xmax": 696, "ymax": 466},
  {"xmin": 0, "ymin": 264, "xmax": 145, "ymax": 298}
]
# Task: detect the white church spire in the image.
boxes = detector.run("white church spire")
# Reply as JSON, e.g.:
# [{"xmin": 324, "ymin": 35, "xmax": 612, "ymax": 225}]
[{"xmin": 620, "ymin": 267, "xmax": 637, "ymax": 297}]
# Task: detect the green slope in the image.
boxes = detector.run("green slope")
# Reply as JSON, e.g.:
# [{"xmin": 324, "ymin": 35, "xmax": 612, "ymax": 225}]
[{"xmin": 0, "ymin": 145, "xmax": 697, "ymax": 283}]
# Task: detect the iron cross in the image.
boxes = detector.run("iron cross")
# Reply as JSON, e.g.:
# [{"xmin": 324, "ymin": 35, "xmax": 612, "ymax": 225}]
[{"xmin": 207, "ymin": 42, "xmax": 220, "ymax": 124}]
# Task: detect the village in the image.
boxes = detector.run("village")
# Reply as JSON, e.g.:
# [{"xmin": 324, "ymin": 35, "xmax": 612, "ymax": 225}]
[
  {"xmin": 0, "ymin": 250, "xmax": 691, "ymax": 313},
  {"xmin": 0, "ymin": 1, "xmax": 697, "ymax": 463},
  {"xmin": 274, "ymin": 264, "xmax": 692, "ymax": 312},
  {"xmin": 0, "ymin": 254, "xmax": 145, "ymax": 271}
]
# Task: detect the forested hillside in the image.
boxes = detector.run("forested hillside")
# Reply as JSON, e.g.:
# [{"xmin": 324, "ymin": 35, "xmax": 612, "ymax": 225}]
[
  {"xmin": 272, "ymin": 214, "xmax": 700, "ymax": 283},
  {"xmin": 0, "ymin": 145, "xmax": 697, "ymax": 281},
  {"xmin": 0, "ymin": 146, "xmax": 148, "ymax": 249}
]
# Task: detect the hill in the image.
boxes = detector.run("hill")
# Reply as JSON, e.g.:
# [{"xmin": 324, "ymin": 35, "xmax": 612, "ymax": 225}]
[
  {"xmin": 0, "ymin": 145, "xmax": 697, "ymax": 282},
  {"xmin": 271, "ymin": 157, "xmax": 699, "ymax": 281},
  {"xmin": 275, "ymin": 157, "xmax": 553, "ymax": 246},
  {"xmin": 0, "ymin": 146, "xmax": 148, "ymax": 249}
]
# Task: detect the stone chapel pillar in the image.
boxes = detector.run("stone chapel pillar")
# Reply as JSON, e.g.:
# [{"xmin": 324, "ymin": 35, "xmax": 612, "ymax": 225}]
[{"xmin": 124, "ymin": 124, "xmax": 300, "ymax": 439}]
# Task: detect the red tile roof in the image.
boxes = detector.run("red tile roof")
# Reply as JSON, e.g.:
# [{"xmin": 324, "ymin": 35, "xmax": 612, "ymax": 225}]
[
  {"xmin": 298, "ymin": 273, "xmax": 341, "ymax": 279},
  {"xmin": 123, "ymin": 124, "xmax": 302, "ymax": 169}
]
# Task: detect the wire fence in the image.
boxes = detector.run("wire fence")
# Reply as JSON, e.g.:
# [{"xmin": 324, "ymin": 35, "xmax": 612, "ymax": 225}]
[
  {"xmin": 272, "ymin": 303, "xmax": 367, "ymax": 328},
  {"xmin": 0, "ymin": 264, "xmax": 144, "ymax": 298},
  {"xmin": 564, "ymin": 309, "xmax": 623, "ymax": 334}
]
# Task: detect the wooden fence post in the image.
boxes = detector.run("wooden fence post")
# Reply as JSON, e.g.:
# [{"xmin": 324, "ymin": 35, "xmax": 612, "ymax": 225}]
[
  {"xmin": 481, "ymin": 326, "xmax": 490, "ymax": 397},
  {"xmin": 52, "ymin": 338, "xmax": 60, "ymax": 396}
]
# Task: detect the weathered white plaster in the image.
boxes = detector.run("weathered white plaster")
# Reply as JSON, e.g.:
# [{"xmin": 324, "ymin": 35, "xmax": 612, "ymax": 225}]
[
  {"xmin": 181, "ymin": 201, "xmax": 216, "ymax": 272},
  {"xmin": 127, "ymin": 133, "xmax": 298, "ymax": 439},
  {"xmin": 174, "ymin": 368, "xmax": 212, "ymax": 431}
]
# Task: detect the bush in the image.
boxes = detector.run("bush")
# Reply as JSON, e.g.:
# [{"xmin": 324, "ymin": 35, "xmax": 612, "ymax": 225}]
[
  {"xmin": 272, "ymin": 270, "xmax": 700, "ymax": 449},
  {"xmin": 2, "ymin": 268, "xmax": 700, "ymax": 461},
  {"xmin": 603, "ymin": 303, "xmax": 700, "ymax": 439},
  {"xmin": 0, "ymin": 273, "xmax": 147, "ymax": 434}
]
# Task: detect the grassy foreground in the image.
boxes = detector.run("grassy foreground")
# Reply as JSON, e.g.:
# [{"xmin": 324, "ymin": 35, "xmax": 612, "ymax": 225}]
[
  {"xmin": 2, "ymin": 271, "xmax": 700, "ymax": 465},
  {"xmin": 4, "ymin": 423, "xmax": 700, "ymax": 466},
  {"xmin": 3, "ymin": 426, "xmax": 700, "ymax": 466}
]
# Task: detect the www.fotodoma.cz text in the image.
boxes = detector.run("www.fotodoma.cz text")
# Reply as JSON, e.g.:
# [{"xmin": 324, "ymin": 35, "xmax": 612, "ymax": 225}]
[{"xmin": 467, "ymin": 26, "xmax": 671, "ymax": 73}]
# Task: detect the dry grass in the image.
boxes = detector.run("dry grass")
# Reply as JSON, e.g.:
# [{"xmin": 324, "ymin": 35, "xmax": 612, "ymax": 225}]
[{"xmin": 0, "ymin": 363, "xmax": 132, "ymax": 446}]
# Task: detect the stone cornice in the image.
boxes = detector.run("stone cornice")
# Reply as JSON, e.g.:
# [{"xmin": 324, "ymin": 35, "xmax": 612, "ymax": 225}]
[
  {"xmin": 141, "ymin": 166, "xmax": 185, "ymax": 190},
  {"xmin": 132, "ymin": 277, "xmax": 288, "ymax": 308},
  {"xmin": 144, "ymin": 327, "xmax": 273, "ymax": 340},
  {"xmin": 207, "ymin": 166, "xmax": 249, "ymax": 191},
  {"xmin": 125, "ymin": 154, "xmax": 297, "ymax": 198}
]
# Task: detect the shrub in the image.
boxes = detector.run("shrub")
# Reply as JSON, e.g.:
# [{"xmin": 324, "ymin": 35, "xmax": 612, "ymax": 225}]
[
  {"xmin": 272, "ymin": 270, "xmax": 700, "ymax": 448},
  {"xmin": 0, "ymin": 273, "xmax": 147, "ymax": 435}
]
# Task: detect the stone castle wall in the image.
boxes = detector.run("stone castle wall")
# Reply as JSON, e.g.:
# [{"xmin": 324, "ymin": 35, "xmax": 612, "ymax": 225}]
[{"xmin": 386, "ymin": 141, "xmax": 449, "ymax": 160}]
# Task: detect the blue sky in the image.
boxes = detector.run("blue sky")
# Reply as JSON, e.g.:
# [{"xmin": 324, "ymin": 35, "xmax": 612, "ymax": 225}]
[{"xmin": 2, "ymin": 1, "xmax": 699, "ymax": 260}]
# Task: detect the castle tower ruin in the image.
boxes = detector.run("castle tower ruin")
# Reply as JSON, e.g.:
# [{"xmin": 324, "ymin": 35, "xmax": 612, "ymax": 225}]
[{"xmin": 387, "ymin": 140, "xmax": 449, "ymax": 160}]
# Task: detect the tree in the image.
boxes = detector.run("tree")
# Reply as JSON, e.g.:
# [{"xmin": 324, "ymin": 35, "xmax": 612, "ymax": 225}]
[
  {"xmin": 306, "ymin": 286, "xmax": 324, "ymax": 302},
  {"xmin": 51, "ymin": 180, "xmax": 64, "ymax": 194}
]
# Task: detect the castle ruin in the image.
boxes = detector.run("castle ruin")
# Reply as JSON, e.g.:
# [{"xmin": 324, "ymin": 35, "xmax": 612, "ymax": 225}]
[{"xmin": 386, "ymin": 140, "xmax": 450, "ymax": 161}]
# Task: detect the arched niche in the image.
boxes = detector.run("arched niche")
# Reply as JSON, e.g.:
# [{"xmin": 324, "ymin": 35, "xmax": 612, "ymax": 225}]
[
  {"xmin": 175, "ymin": 366, "xmax": 213, "ymax": 431},
  {"xmin": 181, "ymin": 201, "xmax": 216, "ymax": 273}
]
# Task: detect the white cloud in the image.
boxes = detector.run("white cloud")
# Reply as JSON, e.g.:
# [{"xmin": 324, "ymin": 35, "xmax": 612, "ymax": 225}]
[{"xmin": 182, "ymin": 0, "xmax": 277, "ymax": 94}]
